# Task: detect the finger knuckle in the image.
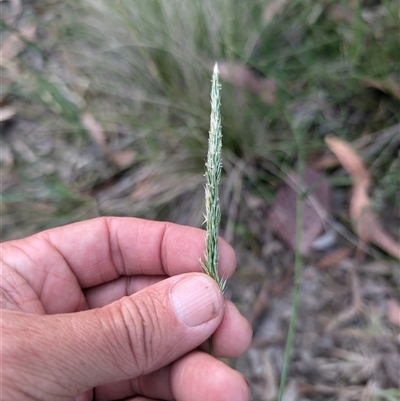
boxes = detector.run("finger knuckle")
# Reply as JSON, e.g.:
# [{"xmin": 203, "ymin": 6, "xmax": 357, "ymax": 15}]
[{"xmin": 113, "ymin": 295, "xmax": 164, "ymax": 375}]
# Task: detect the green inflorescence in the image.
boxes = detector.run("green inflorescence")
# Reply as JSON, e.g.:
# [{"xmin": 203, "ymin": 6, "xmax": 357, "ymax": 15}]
[{"xmin": 201, "ymin": 63, "xmax": 226, "ymax": 294}]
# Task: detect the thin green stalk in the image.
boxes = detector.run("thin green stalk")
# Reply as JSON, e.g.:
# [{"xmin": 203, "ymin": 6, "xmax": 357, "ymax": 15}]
[
  {"xmin": 351, "ymin": 0, "xmax": 364, "ymax": 65},
  {"xmin": 202, "ymin": 64, "xmax": 226, "ymax": 355},
  {"xmin": 277, "ymin": 132, "xmax": 305, "ymax": 400}
]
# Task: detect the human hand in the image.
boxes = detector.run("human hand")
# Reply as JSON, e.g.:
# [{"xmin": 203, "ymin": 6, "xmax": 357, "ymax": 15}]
[{"xmin": 1, "ymin": 217, "xmax": 252, "ymax": 401}]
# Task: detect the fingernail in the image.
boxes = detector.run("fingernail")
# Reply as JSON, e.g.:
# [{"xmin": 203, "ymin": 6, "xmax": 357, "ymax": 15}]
[{"xmin": 170, "ymin": 275, "xmax": 220, "ymax": 327}]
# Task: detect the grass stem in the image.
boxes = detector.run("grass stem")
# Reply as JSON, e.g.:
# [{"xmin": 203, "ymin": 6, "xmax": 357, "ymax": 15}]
[{"xmin": 277, "ymin": 130, "xmax": 305, "ymax": 400}]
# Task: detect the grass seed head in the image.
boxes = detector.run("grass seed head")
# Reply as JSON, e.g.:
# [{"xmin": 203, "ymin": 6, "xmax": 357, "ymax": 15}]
[{"xmin": 202, "ymin": 63, "xmax": 226, "ymax": 293}]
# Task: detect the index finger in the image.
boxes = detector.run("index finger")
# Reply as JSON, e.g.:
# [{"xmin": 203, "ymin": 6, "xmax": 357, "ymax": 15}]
[{"xmin": 40, "ymin": 217, "xmax": 236, "ymax": 288}]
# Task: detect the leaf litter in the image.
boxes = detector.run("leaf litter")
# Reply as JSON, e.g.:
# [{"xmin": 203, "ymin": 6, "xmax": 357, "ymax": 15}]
[
  {"xmin": 325, "ymin": 135, "xmax": 400, "ymax": 259},
  {"xmin": 267, "ymin": 168, "xmax": 331, "ymax": 256},
  {"xmin": 234, "ymin": 140, "xmax": 400, "ymax": 399}
]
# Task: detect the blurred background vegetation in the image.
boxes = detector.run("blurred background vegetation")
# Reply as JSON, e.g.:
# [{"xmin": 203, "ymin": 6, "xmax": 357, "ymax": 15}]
[
  {"xmin": 2, "ymin": 0, "xmax": 399, "ymax": 238},
  {"xmin": 1, "ymin": 0, "xmax": 399, "ymax": 400}
]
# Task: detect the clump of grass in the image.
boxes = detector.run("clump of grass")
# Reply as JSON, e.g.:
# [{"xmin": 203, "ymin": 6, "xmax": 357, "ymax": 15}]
[{"xmin": 6, "ymin": 0, "xmax": 400, "ymax": 240}]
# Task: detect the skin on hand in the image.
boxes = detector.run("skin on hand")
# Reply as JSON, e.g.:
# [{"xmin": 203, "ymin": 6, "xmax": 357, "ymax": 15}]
[{"xmin": 1, "ymin": 217, "xmax": 252, "ymax": 401}]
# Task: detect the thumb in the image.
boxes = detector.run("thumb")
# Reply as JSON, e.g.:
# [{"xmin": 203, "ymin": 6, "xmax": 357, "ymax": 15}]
[{"xmin": 3, "ymin": 273, "xmax": 224, "ymax": 400}]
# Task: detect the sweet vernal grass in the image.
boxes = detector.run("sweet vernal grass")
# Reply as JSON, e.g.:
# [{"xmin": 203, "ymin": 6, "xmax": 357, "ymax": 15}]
[
  {"xmin": 202, "ymin": 63, "xmax": 226, "ymax": 293},
  {"xmin": 202, "ymin": 64, "xmax": 226, "ymax": 355}
]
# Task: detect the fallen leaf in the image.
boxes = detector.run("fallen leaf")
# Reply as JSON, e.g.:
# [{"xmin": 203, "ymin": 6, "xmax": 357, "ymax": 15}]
[
  {"xmin": 267, "ymin": 168, "xmax": 330, "ymax": 256},
  {"xmin": 361, "ymin": 261, "xmax": 398, "ymax": 276},
  {"xmin": 382, "ymin": 352, "xmax": 400, "ymax": 387},
  {"xmin": 216, "ymin": 62, "xmax": 277, "ymax": 105},
  {"xmin": 1, "ymin": 0, "xmax": 22, "ymax": 24},
  {"xmin": 109, "ymin": 150, "xmax": 137, "ymax": 169},
  {"xmin": 325, "ymin": 135, "xmax": 400, "ymax": 259},
  {"xmin": 317, "ymin": 248, "xmax": 353, "ymax": 269},
  {"xmin": 0, "ymin": 105, "xmax": 16, "ymax": 122},
  {"xmin": 386, "ymin": 299, "xmax": 400, "ymax": 327},
  {"xmin": 282, "ymin": 379, "xmax": 300, "ymax": 401},
  {"xmin": 325, "ymin": 135, "xmax": 370, "ymax": 186},
  {"xmin": 298, "ymin": 384, "xmax": 337, "ymax": 397},
  {"xmin": 310, "ymin": 153, "xmax": 343, "ymax": 171},
  {"xmin": 263, "ymin": 0, "xmax": 289, "ymax": 25},
  {"xmin": 311, "ymin": 123, "xmax": 400, "ymax": 171},
  {"xmin": 0, "ymin": 143, "xmax": 14, "ymax": 167},
  {"xmin": 264, "ymin": 351, "xmax": 279, "ymax": 401},
  {"xmin": 248, "ymin": 265, "xmax": 294, "ymax": 326},
  {"xmin": 130, "ymin": 174, "xmax": 158, "ymax": 201},
  {"xmin": 312, "ymin": 229, "xmax": 337, "ymax": 250},
  {"xmin": 327, "ymin": 4, "xmax": 353, "ymax": 23},
  {"xmin": 362, "ymin": 77, "xmax": 400, "ymax": 101},
  {"xmin": 0, "ymin": 23, "xmax": 36, "ymax": 66},
  {"xmin": 248, "ymin": 280, "xmax": 269, "ymax": 326},
  {"xmin": 80, "ymin": 112, "xmax": 107, "ymax": 152}
]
